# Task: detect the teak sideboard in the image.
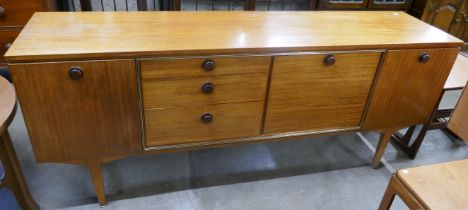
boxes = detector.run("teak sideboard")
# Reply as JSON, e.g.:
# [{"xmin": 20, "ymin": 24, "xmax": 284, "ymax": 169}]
[{"xmin": 4, "ymin": 11, "xmax": 463, "ymax": 206}]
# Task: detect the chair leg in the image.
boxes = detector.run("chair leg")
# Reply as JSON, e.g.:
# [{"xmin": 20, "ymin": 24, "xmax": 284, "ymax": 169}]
[
  {"xmin": 85, "ymin": 159, "xmax": 106, "ymax": 206},
  {"xmin": 378, "ymin": 175, "xmax": 397, "ymax": 210},
  {"xmin": 0, "ymin": 131, "xmax": 39, "ymax": 210},
  {"xmin": 372, "ymin": 130, "xmax": 394, "ymax": 169}
]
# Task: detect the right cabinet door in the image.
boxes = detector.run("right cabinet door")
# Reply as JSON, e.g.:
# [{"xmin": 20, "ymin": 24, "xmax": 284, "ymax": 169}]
[
  {"xmin": 264, "ymin": 51, "xmax": 381, "ymax": 134},
  {"xmin": 363, "ymin": 48, "xmax": 459, "ymax": 130}
]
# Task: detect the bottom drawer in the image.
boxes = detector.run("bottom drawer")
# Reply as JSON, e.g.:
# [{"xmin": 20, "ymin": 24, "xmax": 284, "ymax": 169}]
[{"xmin": 144, "ymin": 101, "xmax": 264, "ymax": 147}]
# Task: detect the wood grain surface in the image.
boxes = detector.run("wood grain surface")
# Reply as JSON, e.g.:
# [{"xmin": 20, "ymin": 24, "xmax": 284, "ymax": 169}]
[
  {"xmin": 396, "ymin": 159, "xmax": 468, "ymax": 210},
  {"xmin": 5, "ymin": 11, "xmax": 463, "ymax": 62},
  {"xmin": 140, "ymin": 56, "xmax": 270, "ymax": 79},
  {"xmin": 264, "ymin": 52, "xmax": 381, "ymax": 134},
  {"xmin": 144, "ymin": 101, "xmax": 264, "ymax": 147},
  {"xmin": 0, "ymin": 76, "xmax": 15, "ymax": 134},
  {"xmin": 362, "ymin": 48, "xmax": 459, "ymax": 130},
  {"xmin": 10, "ymin": 60, "xmax": 141, "ymax": 162},
  {"xmin": 142, "ymin": 73, "xmax": 268, "ymax": 109},
  {"xmin": 448, "ymin": 84, "xmax": 468, "ymax": 142}
]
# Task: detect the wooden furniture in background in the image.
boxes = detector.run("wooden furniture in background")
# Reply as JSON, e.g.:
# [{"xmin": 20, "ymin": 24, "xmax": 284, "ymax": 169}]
[
  {"xmin": 63, "ymin": 0, "xmax": 409, "ymax": 11},
  {"xmin": 4, "ymin": 12, "xmax": 462, "ymax": 205},
  {"xmin": 0, "ymin": 77, "xmax": 39, "ymax": 210},
  {"xmin": 0, "ymin": 0, "xmax": 57, "ymax": 80},
  {"xmin": 411, "ymin": 0, "xmax": 468, "ymax": 49},
  {"xmin": 379, "ymin": 159, "xmax": 468, "ymax": 210},
  {"xmin": 391, "ymin": 53, "xmax": 468, "ymax": 159},
  {"xmin": 448, "ymin": 82, "xmax": 468, "ymax": 141}
]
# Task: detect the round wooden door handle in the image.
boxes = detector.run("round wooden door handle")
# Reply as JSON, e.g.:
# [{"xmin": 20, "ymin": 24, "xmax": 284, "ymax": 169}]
[
  {"xmin": 324, "ymin": 55, "xmax": 336, "ymax": 66},
  {"xmin": 69, "ymin": 67, "xmax": 84, "ymax": 80},
  {"xmin": 419, "ymin": 53, "xmax": 430, "ymax": 63},
  {"xmin": 201, "ymin": 82, "xmax": 214, "ymax": 94},
  {"xmin": 202, "ymin": 59, "xmax": 216, "ymax": 71},
  {"xmin": 201, "ymin": 113, "xmax": 213, "ymax": 123},
  {"xmin": 0, "ymin": 7, "xmax": 5, "ymax": 17},
  {"xmin": 4, "ymin": 42, "xmax": 11, "ymax": 50}
]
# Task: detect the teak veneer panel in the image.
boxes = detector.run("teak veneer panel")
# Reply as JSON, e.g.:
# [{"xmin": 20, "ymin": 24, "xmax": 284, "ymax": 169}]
[
  {"xmin": 448, "ymin": 85, "xmax": 468, "ymax": 142},
  {"xmin": 396, "ymin": 159, "xmax": 468, "ymax": 209},
  {"xmin": 363, "ymin": 48, "xmax": 460, "ymax": 130},
  {"xmin": 10, "ymin": 60, "xmax": 141, "ymax": 162},
  {"xmin": 5, "ymin": 11, "xmax": 463, "ymax": 62},
  {"xmin": 142, "ymin": 73, "xmax": 268, "ymax": 109},
  {"xmin": 144, "ymin": 101, "xmax": 264, "ymax": 147},
  {"xmin": 140, "ymin": 56, "xmax": 270, "ymax": 79},
  {"xmin": 264, "ymin": 52, "xmax": 381, "ymax": 134}
]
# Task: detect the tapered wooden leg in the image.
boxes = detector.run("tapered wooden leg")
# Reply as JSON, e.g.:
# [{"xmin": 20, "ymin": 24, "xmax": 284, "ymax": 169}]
[
  {"xmin": 0, "ymin": 131, "xmax": 39, "ymax": 210},
  {"xmin": 85, "ymin": 159, "xmax": 106, "ymax": 206},
  {"xmin": 378, "ymin": 176, "xmax": 397, "ymax": 210},
  {"xmin": 372, "ymin": 130, "xmax": 394, "ymax": 169}
]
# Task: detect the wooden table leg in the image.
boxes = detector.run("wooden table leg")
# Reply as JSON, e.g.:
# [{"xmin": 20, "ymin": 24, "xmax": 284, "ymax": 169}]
[
  {"xmin": 0, "ymin": 131, "xmax": 39, "ymax": 210},
  {"xmin": 85, "ymin": 159, "xmax": 106, "ymax": 207},
  {"xmin": 372, "ymin": 129, "xmax": 394, "ymax": 169}
]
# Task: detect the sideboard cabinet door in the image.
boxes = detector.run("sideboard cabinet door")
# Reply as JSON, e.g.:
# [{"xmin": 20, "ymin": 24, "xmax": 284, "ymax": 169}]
[
  {"xmin": 10, "ymin": 60, "xmax": 141, "ymax": 162},
  {"xmin": 363, "ymin": 48, "xmax": 459, "ymax": 130},
  {"xmin": 264, "ymin": 52, "xmax": 382, "ymax": 134}
]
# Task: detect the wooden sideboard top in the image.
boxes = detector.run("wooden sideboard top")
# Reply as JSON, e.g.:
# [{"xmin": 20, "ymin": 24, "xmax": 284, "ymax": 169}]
[{"xmin": 5, "ymin": 11, "xmax": 463, "ymax": 62}]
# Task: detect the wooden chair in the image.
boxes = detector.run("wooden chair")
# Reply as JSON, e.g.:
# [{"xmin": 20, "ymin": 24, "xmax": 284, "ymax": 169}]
[
  {"xmin": 379, "ymin": 159, "xmax": 468, "ymax": 210},
  {"xmin": 390, "ymin": 53, "xmax": 468, "ymax": 159},
  {"xmin": 0, "ymin": 77, "xmax": 39, "ymax": 210}
]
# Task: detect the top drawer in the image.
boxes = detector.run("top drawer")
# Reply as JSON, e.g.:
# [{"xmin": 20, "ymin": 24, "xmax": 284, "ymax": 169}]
[
  {"xmin": 140, "ymin": 56, "xmax": 271, "ymax": 79},
  {"xmin": 0, "ymin": 0, "xmax": 44, "ymax": 27}
]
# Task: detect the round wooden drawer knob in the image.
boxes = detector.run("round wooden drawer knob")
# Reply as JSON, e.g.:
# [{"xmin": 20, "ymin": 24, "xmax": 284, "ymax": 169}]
[
  {"xmin": 201, "ymin": 82, "xmax": 214, "ymax": 94},
  {"xmin": 324, "ymin": 55, "xmax": 336, "ymax": 66},
  {"xmin": 69, "ymin": 67, "xmax": 84, "ymax": 80},
  {"xmin": 201, "ymin": 113, "xmax": 213, "ymax": 123},
  {"xmin": 0, "ymin": 7, "xmax": 6, "ymax": 17},
  {"xmin": 419, "ymin": 53, "xmax": 430, "ymax": 63},
  {"xmin": 202, "ymin": 59, "xmax": 216, "ymax": 71}
]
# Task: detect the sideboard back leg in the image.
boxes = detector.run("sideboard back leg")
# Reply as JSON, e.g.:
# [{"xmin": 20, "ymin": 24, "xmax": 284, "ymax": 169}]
[
  {"xmin": 372, "ymin": 129, "xmax": 394, "ymax": 169},
  {"xmin": 0, "ymin": 131, "xmax": 39, "ymax": 210},
  {"xmin": 85, "ymin": 159, "xmax": 106, "ymax": 206}
]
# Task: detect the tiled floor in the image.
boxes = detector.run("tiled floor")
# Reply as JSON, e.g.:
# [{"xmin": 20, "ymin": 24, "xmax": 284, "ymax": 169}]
[{"xmin": 1, "ymin": 102, "xmax": 467, "ymax": 210}]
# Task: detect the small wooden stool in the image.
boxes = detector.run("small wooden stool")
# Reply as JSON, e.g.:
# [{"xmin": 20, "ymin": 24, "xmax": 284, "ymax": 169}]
[
  {"xmin": 379, "ymin": 159, "xmax": 468, "ymax": 210},
  {"xmin": 0, "ymin": 77, "xmax": 39, "ymax": 210}
]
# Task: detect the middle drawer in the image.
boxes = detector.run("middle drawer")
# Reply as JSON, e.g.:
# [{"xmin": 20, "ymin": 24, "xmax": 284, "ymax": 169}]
[{"xmin": 142, "ymin": 73, "xmax": 268, "ymax": 109}]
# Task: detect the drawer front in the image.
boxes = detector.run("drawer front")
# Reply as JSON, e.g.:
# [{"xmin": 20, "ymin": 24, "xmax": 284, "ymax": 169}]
[
  {"xmin": 0, "ymin": 0, "xmax": 44, "ymax": 27},
  {"xmin": 144, "ymin": 101, "xmax": 264, "ymax": 147},
  {"xmin": 264, "ymin": 51, "xmax": 381, "ymax": 134},
  {"xmin": 142, "ymin": 73, "xmax": 268, "ymax": 109},
  {"xmin": 0, "ymin": 30, "xmax": 19, "ymax": 65},
  {"xmin": 140, "ymin": 56, "xmax": 271, "ymax": 79},
  {"xmin": 10, "ymin": 60, "xmax": 141, "ymax": 162}
]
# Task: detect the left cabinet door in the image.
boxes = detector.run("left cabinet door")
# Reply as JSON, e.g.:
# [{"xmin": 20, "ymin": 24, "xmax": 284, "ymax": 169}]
[{"xmin": 10, "ymin": 60, "xmax": 142, "ymax": 162}]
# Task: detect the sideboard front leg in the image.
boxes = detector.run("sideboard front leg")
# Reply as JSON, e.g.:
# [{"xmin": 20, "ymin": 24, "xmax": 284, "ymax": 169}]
[
  {"xmin": 85, "ymin": 159, "xmax": 106, "ymax": 206},
  {"xmin": 372, "ymin": 129, "xmax": 395, "ymax": 169}
]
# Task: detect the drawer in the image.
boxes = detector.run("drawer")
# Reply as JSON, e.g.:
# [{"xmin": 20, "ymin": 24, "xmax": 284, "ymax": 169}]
[
  {"xmin": 264, "ymin": 51, "xmax": 381, "ymax": 134},
  {"xmin": 140, "ymin": 56, "xmax": 271, "ymax": 79},
  {"xmin": 0, "ymin": 30, "xmax": 19, "ymax": 65},
  {"xmin": 144, "ymin": 101, "xmax": 264, "ymax": 147},
  {"xmin": 142, "ymin": 73, "xmax": 268, "ymax": 109},
  {"xmin": 0, "ymin": 0, "xmax": 44, "ymax": 27}
]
